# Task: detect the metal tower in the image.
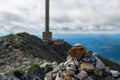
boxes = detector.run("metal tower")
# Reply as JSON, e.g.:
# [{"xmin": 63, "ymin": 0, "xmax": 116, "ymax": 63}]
[{"xmin": 42, "ymin": 0, "xmax": 52, "ymax": 41}]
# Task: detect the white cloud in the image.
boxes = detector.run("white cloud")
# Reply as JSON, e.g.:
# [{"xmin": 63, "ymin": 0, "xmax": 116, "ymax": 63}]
[{"xmin": 0, "ymin": 0, "xmax": 120, "ymax": 35}]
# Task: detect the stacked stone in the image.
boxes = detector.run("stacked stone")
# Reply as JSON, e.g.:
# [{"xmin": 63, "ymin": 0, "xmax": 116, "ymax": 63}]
[{"xmin": 45, "ymin": 44, "xmax": 120, "ymax": 80}]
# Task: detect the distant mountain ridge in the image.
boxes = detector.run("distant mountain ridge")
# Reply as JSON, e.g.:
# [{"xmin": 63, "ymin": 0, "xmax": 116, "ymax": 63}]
[{"xmin": 52, "ymin": 34, "xmax": 120, "ymax": 64}]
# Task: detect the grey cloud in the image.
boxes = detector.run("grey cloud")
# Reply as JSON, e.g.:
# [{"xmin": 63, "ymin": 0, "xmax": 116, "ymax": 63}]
[
  {"xmin": 51, "ymin": 15, "xmax": 73, "ymax": 24},
  {"xmin": 61, "ymin": 27, "xmax": 71, "ymax": 31},
  {"xmin": 0, "ymin": 12, "xmax": 25, "ymax": 23},
  {"xmin": 0, "ymin": 0, "xmax": 120, "ymax": 34},
  {"xmin": 17, "ymin": 7, "xmax": 31, "ymax": 16},
  {"xmin": 76, "ymin": 26, "xmax": 84, "ymax": 30},
  {"xmin": 93, "ymin": 26, "xmax": 111, "ymax": 31},
  {"xmin": 108, "ymin": 17, "xmax": 120, "ymax": 26},
  {"xmin": 61, "ymin": 26, "xmax": 84, "ymax": 31}
]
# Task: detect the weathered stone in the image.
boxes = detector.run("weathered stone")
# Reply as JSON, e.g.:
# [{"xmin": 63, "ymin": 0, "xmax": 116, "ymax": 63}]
[
  {"xmin": 22, "ymin": 65, "xmax": 45, "ymax": 80},
  {"xmin": 0, "ymin": 32, "xmax": 119, "ymax": 79},
  {"xmin": 0, "ymin": 32, "xmax": 71, "ymax": 72}
]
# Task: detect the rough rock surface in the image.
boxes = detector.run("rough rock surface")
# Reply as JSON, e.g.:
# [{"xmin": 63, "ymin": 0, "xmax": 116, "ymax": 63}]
[
  {"xmin": 98, "ymin": 55, "xmax": 120, "ymax": 72},
  {"xmin": 0, "ymin": 32, "xmax": 120, "ymax": 79},
  {"xmin": 0, "ymin": 32, "xmax": 70, "ymax": 72}
]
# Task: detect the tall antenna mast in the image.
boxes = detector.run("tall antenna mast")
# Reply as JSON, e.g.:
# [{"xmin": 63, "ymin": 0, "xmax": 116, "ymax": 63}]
[
  {"xmin": 45, "ymin": 0, "xmax": 49, "ymax": 32},
  {"xmin": 42, "ymin": 0, "xmax": 52, "ymax": 41}
]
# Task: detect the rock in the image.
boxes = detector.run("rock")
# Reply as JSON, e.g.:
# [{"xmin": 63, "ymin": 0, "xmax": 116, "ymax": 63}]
[
  {"xmin": 110, "ymin": 70, "xmax": 120, "ymax": 77},
  {"xmin": 0, "ymin": 72, "xmax": 20, "ymax": 80},
  {"xmin": 13, "ymin": 70, "xmax": 24, "ymax": 80},
  {"xmin": 0, "ymin": 32, "xmax": 120, "ymax": 79},
  {"xmin": 0, "ymin": 32, "xmax": 70, "ymax": 72},
  {"xmin": 44, "ymin": 65, "xmax": 53, "ymax": 73},
  {"xmin": 22, "ymin": 65, "xmax": 45, "ymax": 80}
]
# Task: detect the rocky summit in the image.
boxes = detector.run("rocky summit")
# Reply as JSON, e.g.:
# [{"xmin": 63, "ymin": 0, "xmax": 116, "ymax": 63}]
[
  {"xmin": 0, "ymin": 32, "xmax": 71, "ymax": 72},
  {"xmin": 0, "ymin": 32, "xmax": 119, "ymax": 80}
]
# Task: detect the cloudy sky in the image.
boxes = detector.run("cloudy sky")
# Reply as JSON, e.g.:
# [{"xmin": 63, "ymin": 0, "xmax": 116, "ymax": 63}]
[{"xmin": 0, "ymin": 0, "xmax": 120, "ymax": 35}]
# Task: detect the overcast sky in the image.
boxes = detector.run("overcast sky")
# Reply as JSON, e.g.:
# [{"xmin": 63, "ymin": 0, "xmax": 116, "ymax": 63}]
[{"xmin": 0, "ymin": 0, "xmax": 120, "ymax": 35}]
